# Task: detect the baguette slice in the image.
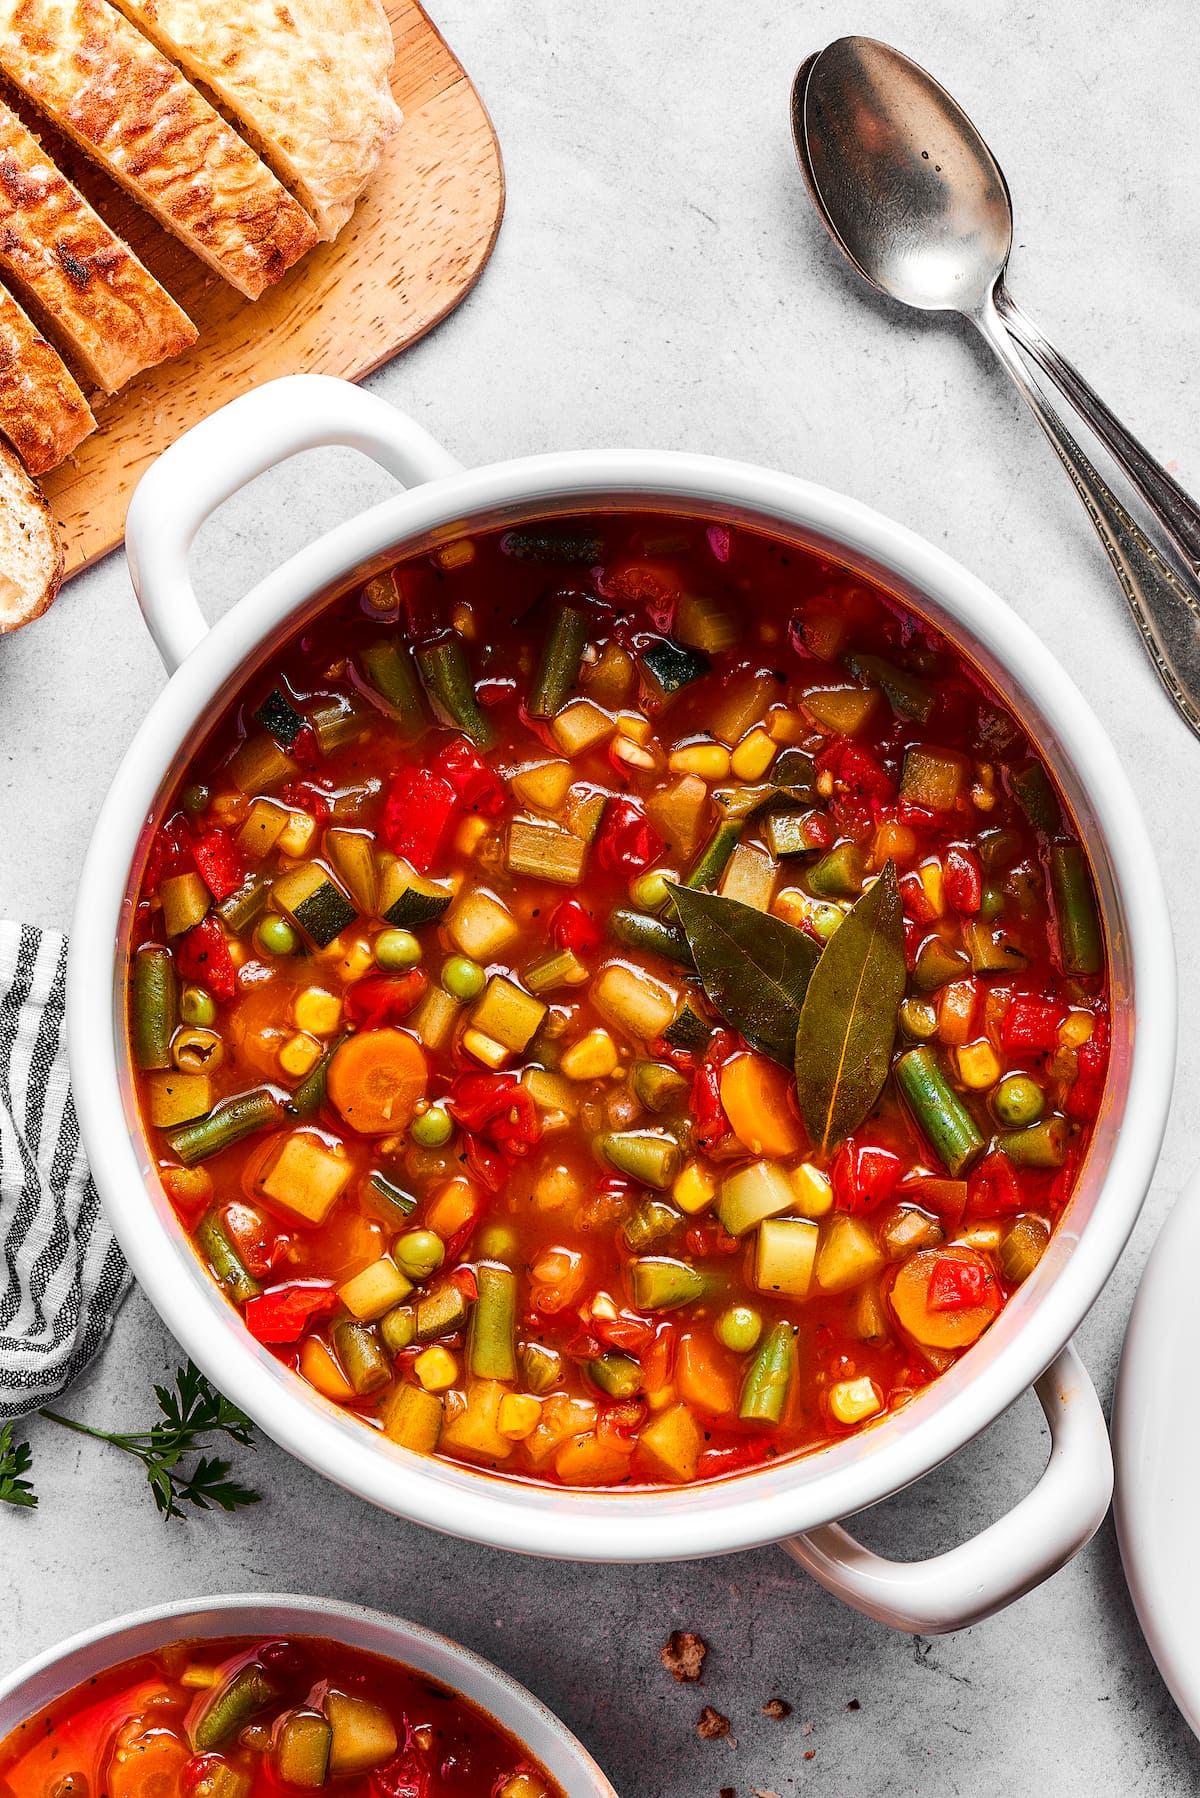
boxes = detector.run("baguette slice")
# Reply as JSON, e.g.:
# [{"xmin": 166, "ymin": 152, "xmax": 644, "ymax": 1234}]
[
  {"xmin": 0, "ymin": 97, "xmax": 196, "ymax": 394},
  {"xmin": 0, "ymin": 279, "xmax": 94, "ymax": 473},
  {"xmin": 0, "ymin": 434, "xmax": 63, "ymax": 631},
  {"xmin": 109, "ymin": 0, "xmax": 401, "ymax": 241},
  {"xmin": 0, "ymin": 0, "xmax": 319, "ymax": 299}
]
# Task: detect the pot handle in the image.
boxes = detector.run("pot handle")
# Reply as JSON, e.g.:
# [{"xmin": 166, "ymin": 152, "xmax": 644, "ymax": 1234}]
[
  {"xmin": 125, "ymin": 374, "xmax": 462, "ymax": 675},
  {"xmin": 781, "ymin": 1342, "xmax": 1112, "ymax": 1633}
]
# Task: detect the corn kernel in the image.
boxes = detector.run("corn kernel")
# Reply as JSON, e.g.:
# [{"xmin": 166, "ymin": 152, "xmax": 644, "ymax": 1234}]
[
  {"xmin": 425, "ymin": 1178, "xmax": 478, "ymax": 1238},
  {"xmin": 667, "ymin": 741, "xmax": 732, "ymax": 779},
  {"xmin": 958, "ymin": 1223, "xmax": 1003, "ymax": 1251},
  {"xmin": 1059, "ymin": 1011, "xmax": 1095, "ymax": 1048},
  {"xmin": 673, "ymin": 1161, "xmax": 717, "ymax": 1215},
  {"xmin": 334, "ymin": 938, "xmax": 374, "ymax": 984},
  {"xmin": 278, "ymin": 1032, "xmax": 323, "ymax": 1078},
  {"xmin": 462, "ymin": 1027, "xmax": 510, "ymax": 1069},
  {"xmin": 790, "ymin": 1162, "xmax": 834, "ymax": 1218},
  {"xmin": 455, "ymin": 814, "xmax": 489, "ymax": 855},
  {"xmin": 829, "ymin": 1376, "xmax": 884, "ymax": 1426},
  {"xmin": 498, "ymin": 1392, "xmax": 542, "ymax": 1440},
  {"xmin": 414, "ymin": 1346, "xmax": 458, "ymax": 1391},
  {"xmin": 613, "ymin": 735, "xmax": 658, "ymax": 771},
  {"xmin": 730, "ymin": 726, "xmax": 777, "ymax": 782},
  {"xmin": 816, "ymin": 769, "xmax": 835, "ymax": 798},
  {"xmin": 437, "ymin": 540, "xmax": 476, "ymax": 570},
  {"xmin": 277, "ymin": 811, "xmax": 317, "ymax": 857},
  {"xmin": 560, "ymin": 1028, "xmax": 619, "ymax": 1081},
  {"xmin": 767, "ymin": 708, "xmax": 808, "ymax": 744},
  {"xmin": 294, "ymin": 988, "xmax": 342, "ymax": 1035},
  {"xmin": 918, "ymin": 858, "xmax": 945, "ymax": 917},
  {"xmin": 956, "ymin": 1040, "xmax": 1001, "ymax": 1089},
  {"xmin": 970, "ymin": 782, "xmax": 996, "ymax": 811},
  {"xmin": 616, "ymin": 710, "xmax": 653, "ymax": 744},
  {"xmin": 179, "ymin": 1666, "xmax": 220, "ymax": 1689},
  {"xmin": 588, "ymin": 1291, "xmax": 619, "ymax": 1321}
]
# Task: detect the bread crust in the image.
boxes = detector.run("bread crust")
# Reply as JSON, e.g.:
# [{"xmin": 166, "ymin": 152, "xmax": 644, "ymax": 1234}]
[
  {"xmin": 111, "ymin": 0, "xmax": 401, "ymax": 240},
  {"xmin": 0, "ymin": 277, "xmax": 93, "ymax": 473},
  {"xmin": 0, "ymin": 96, "xmax": 195, "ymax": 393},
  {"xmin": 0, "ymin": 0, "xmax": 319, "ymax": 298},
  {"xmin": 0, "ymin": 430, "xmax": 63, "ymax": 630}
]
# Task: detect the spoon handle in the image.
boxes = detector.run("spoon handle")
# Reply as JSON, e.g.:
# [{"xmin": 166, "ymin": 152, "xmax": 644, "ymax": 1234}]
[
  {"xmin": 974, "ymin": 293, "xmax": 1200, "ymax": 742},
  {"xmin": 995, "ymin": 283, "xmax": 1200, "ymax": 574}
]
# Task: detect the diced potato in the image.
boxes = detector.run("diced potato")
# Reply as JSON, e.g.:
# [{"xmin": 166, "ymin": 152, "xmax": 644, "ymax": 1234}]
[
  {"xmin": 470, "ymin": 976, "xmax": 547, "ymax": 1053},
  {"xmin": 512, "ymin": 759, "xmax": 573, "ymax": 813},
  {"xmin": 789, "ymin": 1161, "xmax": 834, "ymax": 1218},
  {"xmin": 161, "ymin": 872, "xmax": 210, "ymax": 938},
  {"xmin": 639, "ymin": 1401, "xmax": 701, "ymax": 1482},
  {"xmin": 956, "ymin": 1040, "xmax": 1001, "ymax": 1088},
  {"xmin": 646, "ymin": 775, "xmax": 709, "ymax": 860},
  {"xmin": 550, "ymin": 699, "xmax": 615, "ymax": 757},
  {"xmin": 439, "ymin": 1379, "xmax": 514, "ymax": 1463},
  {"xmin": 339, "ymin": 1256, "xmax": 413, "ymax": 1322},
  {"xmin": 718, "ymin": 840, "xmax": 777, "ymax": 911},
  {"xmin": 560, "ymin": 1028, "xmax": 618, "ymax": 1081},
  {"xmin": 711, "ymin": 672, "xmax": 777, "ymax": 745},
  {"xmin": 802, "ymin": 683, "xmax": 879, "ymax": 736},
  {"xmin": 236, "ymin": 799, "xmax": 288, "ymax": 861},
  {"xmin": 278, "ymin": 811, "xmax": 317, "ymax": 857},
  {"xmin": 582, "ymin": 640, "xmax": 636, "ymax": 703},
  {"xmin": 901, "ymin": 745, "xmax": 969, "ymax": 811},
  {"xmin": 259, "ymin": 1130, "xmax": 352, "ymax": 1224},
  {"xmin": 498, "ymin": 1392, "xmax": 543, "ymax": 1439},
  {"xmin": 146, "ymin": 1071, "xmax": 212, "ymax": 1127},
  {"xmin": 533, "ymin": 1163, "xmax": 582, "ymax": 1212},
  {"xmin": 675, "ymin": 1334, "xmax": 736, "ymax": 1416},
  {"xmin": 409, "ymin": 986, "xmax": 461, "ymax": 1054},
  {"xmin": 673, "ymin": 1160, "xmax": 717, "ymax": 1215},
  {"xmin": 507, "ymin": 816, "xmax": 587, "ymax": 885},
  {"xmin": 753, "ymin": 1216, "xmax": 819, "ymax": 1298},
  {"xmin": 325, "ymin": 1693, "xmax": 398, "ymax": 1777},
  {"xmin": 521, "ymin": 1064, "xmax": 579, "ymax": 1120},
  {"xmin": 565, "ymin": 784, "xmax": 607, "ymax": 842},
  {"xmin": 445, "ymin": 889, "xmax": 518, "ymax": 962},
  {"xmin": 815, "ymin": 1214, "xmax": 886, "ymax": 1293},
  {"xmin": 716, "ymin": 1159, "xmax": 795, "ymax": 1237},
  {"xmin": 592, "ymin": 962, "xmax": 677, "ymax": 1042},
  {"xmin": 381, "ymin": 1382, "xmax": 442, "ymax": 1452}
]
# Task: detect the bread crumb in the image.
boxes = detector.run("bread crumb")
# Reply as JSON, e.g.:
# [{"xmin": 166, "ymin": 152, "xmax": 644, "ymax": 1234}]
[
  {"xmin": 760, "ymin": 1698, "xmax": 790, "ymax": 1720},
  {"xmin": 661, "ymin": 1630, "xmax": 707, "ymax": 1683},
  {"xmin": 697, "ymin": 1706, "xmax": 730, "ymax": 1740}
]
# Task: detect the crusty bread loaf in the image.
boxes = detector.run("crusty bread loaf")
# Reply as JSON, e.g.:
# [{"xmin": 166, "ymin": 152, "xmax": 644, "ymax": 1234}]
[
  {"xmin": 109, "ymin": 0, "xmax": 400, "ymax": 241},
  {"xmin": 0, "ymin": 278, "xmax": 93, "ymax": 473},
  {"xmin": 0, "ymin": 0, "xmax": 319, "ymax": 299},
  {"xmin": 0, "ymin": 432, "xmax": 62, "ymax": 630},
  {"xmin": 0, "ymin": 97, "xmax": 195, "ymax": 393}
]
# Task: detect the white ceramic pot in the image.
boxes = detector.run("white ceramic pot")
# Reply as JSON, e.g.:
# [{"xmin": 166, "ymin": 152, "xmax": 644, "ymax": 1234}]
[
  {"xmin": 0, "ymin": 1593, "xmax": 616, "ymax": 1796},
  {"xmin": 68, "ymin": 375, "xmax": 1175, "ymax": 1634}
]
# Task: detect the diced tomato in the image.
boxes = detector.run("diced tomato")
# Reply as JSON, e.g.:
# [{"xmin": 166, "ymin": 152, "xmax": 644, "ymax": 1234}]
[
  {"xmin": 279, "ymin": 779, "xmax": 333, "ymax": 825},
  {"xmin": 192, "ymin": 828, "xmax": 245, "ymax": 902},
  {"xmin": 593, "ymin": 1314, "xmax": 656, "ymax": 1356},
  {"xmin": 967, "ymin": 1149, "xmax": 1025, "ymax": 1217},
  {"xmin": 900, "ymin": 870, "xmax": 939, "ymax": 924},
  {"xmin": 177, "ymin": 916, "xmax": 236, "ymax": 1000},
  {"xmin": 927, "ymin": 1257, "xmax": 991, "ymax": 1311},
  {"xmin": 832, "ymin": 1140, "xmax": 903, "ymax": 1214},
  {"xmin": 372, "ymin": 1755, "xmax": 429, "ymax": 1798},
  {"xmin": 243, "ymin": 1281, "xmax": 339, "ymax": 1343},
  {"xmin": 1002, "ymin": 994, "xmax": 1067, "ymax": 1053},
  {"xmin": 815, "ymin": 740, "xmax": 895, "ymax": 836},
  {"xmin": 344, "ymin": 971, "xmax": 427, "ymax": 1029},
  {"xmin": 1065, "ymin": 1018, "xmax": 1108, "ymax": 1121},
  {"xmin": 597, "ymin": 1398, "xmax": 646, "ymax": 1438},
  {"xmin": 432, "ymin": 735, "xmax": 507, "ymax": 816},
  {"xmin": 943, "ymin": 844, "xmax": 983, "ymax": 915},
  {"xmin": 594, "ymin": 797, "xmax": 664, "ymax": 874},
  {"xmin": 697, "ymin": 1439, "xmax": 773, "ymax": 1478},
  {"xmin": 143, "ymin": 814, "xmax": 195, "ymax": 891},
  {"xmin": 446, "ymin": 1072, "xmax": 542, "ymax": 1192},
  {"xmin": 451, "ymin": 1266, "xmax": 479, "ymax": 1302},
  {"xmin": 382, "ymin": 766, "xmax": 458, "ymax": 872},
  {"xmin": 639, "ymin": 1324, "xmax": 676, "ymax": 1393},
  {"xmin": 221, "ymin": 1202, "xmax": 289, "ymax": 1279},
  {"xmin": 289, "ymin": 724, "xmax": 321, "ymax": 770},
  {"xmin": 690, "ymin": 1056, "xmax": 731, "ymax": 1149},
  {"xmin": 550, "ymin": 897, "xmax": 603, "ymax": 954}
]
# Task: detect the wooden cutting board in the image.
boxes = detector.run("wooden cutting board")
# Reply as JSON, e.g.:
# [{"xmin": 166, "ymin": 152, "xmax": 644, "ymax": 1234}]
[{"xmin": 40, "ymin": 0, "xmax": 504, "ymax": 581}]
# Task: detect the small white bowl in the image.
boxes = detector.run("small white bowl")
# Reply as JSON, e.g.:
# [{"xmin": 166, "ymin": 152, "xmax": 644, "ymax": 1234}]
[{"xmin": 0, "ymin": 1593, "xmax": 617, "ymax": 1797}]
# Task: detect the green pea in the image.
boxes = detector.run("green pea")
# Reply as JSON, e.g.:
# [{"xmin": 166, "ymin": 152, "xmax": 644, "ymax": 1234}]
[
  {"xmin": 993, "ymin": 1073, "xmax": 1044, "ymax": 1129},
  {"xmin": 181, "ymin": 782, "xmax": 210, "ymax": 815},
  {"xmin": 812, "ymin": 903, "xmax": 844, "ymax": 942},
  {"xmin": 630, "ymin": 869, "xmax": 673, "ymax": 913},
  {"xmin": 255, "ymin": 914, "xmax": 299, "ymax": 958},
  {"xmin": 410, "ymin": 1104, "xmax": 453, "ymax": 1148},
  {"xmin": 716, "ymin": 1303, "xmax": 763, "ymax": 1354},
  {"xmin": 375, "ymin": 928, "xmax": 421, "ymax": 971},
  {"xmin": 396, "ymin": 1229, "xmax": 445, "ymax": 1280},
  {"xmin": 180, "ymin": 984, "xmax": 216, "ymax": 1027},
  {"xmin": 476, "ymin": 1223, "xmax": 519, "ymax": 1261},
  {"xmin": 442, "ymin": 955, "xmax": 486, "ymax": 1001}
]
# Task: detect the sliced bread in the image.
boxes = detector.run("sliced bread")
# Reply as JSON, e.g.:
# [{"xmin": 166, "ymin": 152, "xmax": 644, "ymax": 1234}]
[
  {"xmin": 0, "ymin": 279, "xmax": 94, "ymax": 474},
  {"xmin": 0, "ymin": 0, "xmax": 319, "ymax": 299},
  {"xmin": 109, "ymin": 0, "xmax": 401, "ymax": 241},
  {"xmin": 0, "ymin": 435, "xmax": 63, "ymax": 631}
]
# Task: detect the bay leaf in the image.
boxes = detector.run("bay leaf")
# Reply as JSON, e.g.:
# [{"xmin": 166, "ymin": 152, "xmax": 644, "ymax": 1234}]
[
  {"xmin": 667, "ymin": 884, "xmax": 820, "ymax": 1066},
  {"xmin": 793, "ymin": 861, "xmax": 906, "ymax": 1153}
]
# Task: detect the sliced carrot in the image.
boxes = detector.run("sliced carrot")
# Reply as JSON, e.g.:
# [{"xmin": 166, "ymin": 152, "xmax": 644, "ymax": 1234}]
[
  {"xmin": 719, "ymin": 1053, "xmax": 804, "ymax": 1158},
  {"xmin": 675, "ymin": 1332, "xmax": 737, "ymax": 1418},
  {"xmin": 105, "ymin": 1730, "xmax": 190, "ymax": 1798},
  {"xmin": 889, "ymin": 1245, "xmax": 1000, "ymax": 1350},
  {"xmin": 327, "ymin": 1027, "xmax": 427, "ymax": 1136},
  {"xmin": 300, "ymin": 1334, "xmax": 356, "ymax": 1403}
]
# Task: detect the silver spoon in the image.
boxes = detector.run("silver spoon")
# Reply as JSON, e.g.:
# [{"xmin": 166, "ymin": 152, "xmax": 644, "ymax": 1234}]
[{"xmin": 791, "ymin": 35, "xmax": 1200, "ymax": 740}]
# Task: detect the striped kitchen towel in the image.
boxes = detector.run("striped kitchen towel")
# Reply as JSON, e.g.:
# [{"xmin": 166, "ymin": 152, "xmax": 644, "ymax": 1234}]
[{"xmin": 0, "ymin": 922, "xmax": 129, "ymax": 1420}]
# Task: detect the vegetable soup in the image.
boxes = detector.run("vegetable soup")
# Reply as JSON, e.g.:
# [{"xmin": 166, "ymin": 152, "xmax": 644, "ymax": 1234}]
[
  {"xmin": 0, "ymin": 1636, "xmax": 558, "ymax": 1798},
  {"xmin": 125, "ymin": 511, "xmax": 1108, "ymax": 1488}
]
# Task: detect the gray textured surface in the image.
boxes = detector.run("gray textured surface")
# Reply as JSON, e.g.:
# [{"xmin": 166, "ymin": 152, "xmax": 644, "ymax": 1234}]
[{"xmin": 2, "ymin": 1, "xmax": 1199, "ymax": 1791}]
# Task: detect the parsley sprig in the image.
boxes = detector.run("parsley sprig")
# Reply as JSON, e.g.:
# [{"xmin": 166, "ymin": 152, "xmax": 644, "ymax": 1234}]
[{"xmin": 1, "ymin": 1362, "xmax": 261, "ymax": 1520}]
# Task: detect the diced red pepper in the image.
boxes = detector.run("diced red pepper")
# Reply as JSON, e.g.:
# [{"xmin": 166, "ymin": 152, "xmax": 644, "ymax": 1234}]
[
  {"xmin": 594, "ymin": 797, "xmax": 664, "ymax": 874},
  {"xmin": 832, "ymin": 1140, "xmax": 903, "ymax": 1214},
  {"xmin": 967, "ymin": 1149, "xmax": 1025, "ymax": 1217},
  {"xmin": 1065, "ymin": 1018, "xmax": 1108, "ymax": 1121},
  {"xmin": 639, "ymin": 1325, "xmax": 676, "ymax": 1394},
  {"xmin": 289, "ymin": 724, "xmax": 320, "ymax": 770},
  {"xmin": 943, "ymin": 844, "xmax": 983, "ymax": 915},
  {"xmin": 243, "ymin": 1281, "xmax": 339, "ymax": 1344},
  {"xmin": 432, "ymin": 735, "xmax": 507, "ymax": 816},
  {"xmin": 900, "ymin": 870, "xmax": 939, "ymax": 925},
  {"xmin": 446, "ymin": 1072, "xmax": 542, "ymax": 1192},
  {"xmin": 192, "ymin": 828, "xmax": 246, "ymax": 902},
  {"xmin": 550, "ymin": 896, "xmax": 603, "ymax": 954},
  {"xmin": 381, "ymin": 766, "xmax": 459, "ymax": 872},
  {"xmin": 279, "ymin": 779, "xmax": 333, "ymax": 825},
  {"xmin": 927, "ymin": 1258, "xmax": 991, "ymax": 1311},
  {"xmin": 690, "ymin": 1059, "xmax": 730, "ymax": 1149},
  {"xmin": 344, "ymin": 971, "xmax": 427, "ymax": 1030},
  {"xmin": 1002, "ymin": 994, "xmax": 1067, "ymax": 1053},
  {"xmin": 593, "ymin": 1314, "xmax": 656, "ymax": 1356},
  {"xmin": 177, "ymin": 916, "xmax": 236, "ymax": 1000}
]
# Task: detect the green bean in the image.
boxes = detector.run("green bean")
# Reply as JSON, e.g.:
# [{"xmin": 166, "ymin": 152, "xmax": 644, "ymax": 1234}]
[
  {"xmin": 588, "ymin": 1352, "xmax": 643, "ymax": 1398},
  {"xmin": 166, "ymin": 1088, "xmax": 280, "ymax": 1165},
  {"xmin": 739, "ymin": 1320, "xmax": 797, "ymax": 1424},
  {"xmin": 196, "ymin": 1211, "xmax": 261, "ymax": 1305},
  {"xmin": 191, "ymin": 1663, "xmax": 279, "ymax": 1752},
  {"xmin": 630, "ymin": 1256, "xmax": 707, "ymax": 1310},
  {"xmin": 631, "ymin": 1059, "xmax": 691, "ymax": 1112},
  {"xmin": 684, "ymin": 817, "xmax": 742, "ymax": 891},
  {"xmin": 609, "ymin": 908, "xmax": 695, "ymax": 967},
  {"xmin": 360, "ymin": 638, "xmax": 427, "ymax": 736},
  {"xmin": 894, "ymin": 1046, "xmax": 986, "ymax": 1177},
  {"xmin": 1011, "ymin": 763, "xmax": 1061, "ymax": 834},
  {"xmin": 289, "ymin": 1039, "xmax": 342, "ymax": 1120},
  {"xmin": 503, "ymin": 529, "xmax": 603, "ymax": 563},
  {"xmin": 598, "ymin": 1129, "xmax": 681, "ymax": 1188},
  {"xmin": 528, "ymin": 597, "xmax": 591, "ymax": 718},
  {"xmin": 331, "ymin": 1319, "xmax": 391, "ymax": 1396},
  {"xmin": 365, "ymin": 1171, "xmax": 418, "ymax": 1226},
  {"xmin": 1000, "ymin": 1117, "xmax": 1067, "ymax": 1168},
  {"xmin": 415, "ymin": 636, "xmax": 493, "ymax": 748},
  {"xmin": 622, "ymin": 1197, "xmax": 682, "ymax": 1253},
  {"xmin": 413, "ymin": 1280, "xmax": 470, "ymax": 1341},
  {"xmin": 131, "ymin": 945, "xmax": 177, "ymax": 1071},
  {"xmin": 467, "ymin": 1263, "xmax": 518, "ymax": 1381},
  {"xmin": 1049, "ymin": 844, "xmax": 1103, "ymax": 976}
]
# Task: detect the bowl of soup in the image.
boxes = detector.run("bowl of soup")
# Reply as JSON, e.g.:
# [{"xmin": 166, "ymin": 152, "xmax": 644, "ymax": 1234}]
[
  {"xmin": 0, "ymin": 1594, "xmax": 614, "ymax": 1798},
  {"xmin": 67, "ymin": 374, "xmax": 1174, "ymax": 1631}
]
